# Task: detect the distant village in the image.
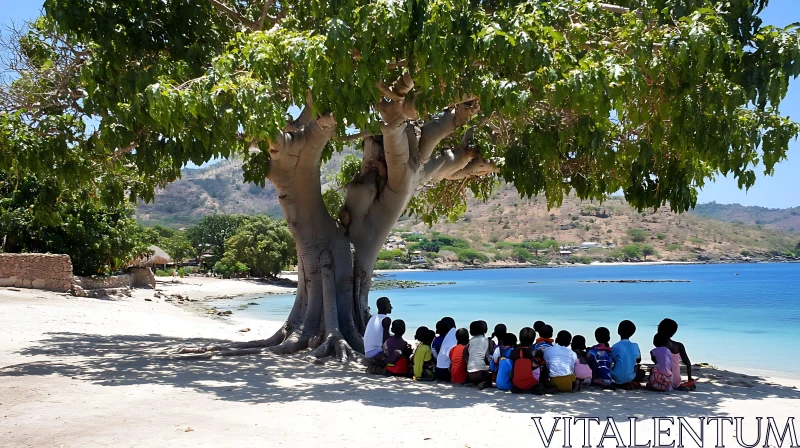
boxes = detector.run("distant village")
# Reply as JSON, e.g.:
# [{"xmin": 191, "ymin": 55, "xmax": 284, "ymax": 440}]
[{"xmin": 380, "ymin": 232, "xmax": 622, "ymax": 268}]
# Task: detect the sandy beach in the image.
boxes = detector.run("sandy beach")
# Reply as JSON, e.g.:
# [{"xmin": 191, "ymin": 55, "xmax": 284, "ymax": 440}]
[{"xmin": 1, "ymin": 279, "xmax": 799, "ymax": 448}]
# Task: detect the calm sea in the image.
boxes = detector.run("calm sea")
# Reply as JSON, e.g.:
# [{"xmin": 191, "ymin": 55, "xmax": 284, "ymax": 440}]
[{"xmin": 218, "ymin": 263, "xmax": 800, "ymax": 378}]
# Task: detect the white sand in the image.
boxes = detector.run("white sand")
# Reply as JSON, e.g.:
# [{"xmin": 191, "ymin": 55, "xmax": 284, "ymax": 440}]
[
  {"xmin": 1, "ymin": 280, "xmax": 799, "ymax": 448},
  {"xmin": 152, "ymin": 275, "xmax": 296, "ymax": 299}
]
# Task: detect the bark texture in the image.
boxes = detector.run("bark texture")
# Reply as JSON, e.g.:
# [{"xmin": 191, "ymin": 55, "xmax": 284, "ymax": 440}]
[{"xmin": 177, "ymin": 79, "xmax": 497, "ymax": 361}]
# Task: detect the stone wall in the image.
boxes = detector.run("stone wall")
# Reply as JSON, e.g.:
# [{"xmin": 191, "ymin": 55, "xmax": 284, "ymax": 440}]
[
  {"xmin": 78, "ymin": 274, "xmax": 132, "ymax": 290},
  {"xmin": 127, "ymin": 267, "xmax": 156, "ymax": 288},
  {"xmin": 0, "ymin": 254, "xmax": 74, "ymax": 292}
]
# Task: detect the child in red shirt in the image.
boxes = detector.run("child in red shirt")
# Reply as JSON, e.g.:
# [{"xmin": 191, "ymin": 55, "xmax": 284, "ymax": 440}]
[{"xmin": 449, "ymin": 328, "xmax": 470, "ymax": 384}]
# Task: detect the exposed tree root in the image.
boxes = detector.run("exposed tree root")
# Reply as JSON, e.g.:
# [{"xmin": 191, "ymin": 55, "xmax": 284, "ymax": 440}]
[
  {"xmin": 173, "ymin": 327, "xmax": 362, "ymax": 363},
  {"xmin": 307, "ymin": 332, "xmax": 363, "ymax": 363},
  {"xmin": 262, "ymin": 331, "xmax": 310, "ymax": 355},
  {"xmin": 174, "ymin": 327, "xmax": 287, "ymax": 355}
]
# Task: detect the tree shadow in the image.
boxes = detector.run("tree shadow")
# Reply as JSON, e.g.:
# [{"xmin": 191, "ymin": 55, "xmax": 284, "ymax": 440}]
[{"xmin": 1, "ymin": 332, "xmax": 797, "ymax": 417}]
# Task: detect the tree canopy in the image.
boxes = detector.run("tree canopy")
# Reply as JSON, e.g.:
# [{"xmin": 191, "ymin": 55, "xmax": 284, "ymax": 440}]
[
  {"xmin": 0, "ymin": 0, "xmax": 795, "ymax": 223},
  {"xmin": 219, "ymin": 215, "xmax": 296, "ymax": 277},
  {"xmin": 184, "ymin": 214, "xmax": 248, "ymax": 264}
]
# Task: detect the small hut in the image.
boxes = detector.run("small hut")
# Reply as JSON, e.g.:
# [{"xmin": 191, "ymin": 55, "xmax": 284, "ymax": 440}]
[{"xmin": 133, "ymin": 245, "xmax": 171, "ymax": 270}]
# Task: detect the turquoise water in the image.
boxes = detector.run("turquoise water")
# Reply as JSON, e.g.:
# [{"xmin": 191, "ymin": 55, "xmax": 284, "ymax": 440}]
[{"xmin": 219, "ymin": 263, "xmax": 800, "ymax": 377}]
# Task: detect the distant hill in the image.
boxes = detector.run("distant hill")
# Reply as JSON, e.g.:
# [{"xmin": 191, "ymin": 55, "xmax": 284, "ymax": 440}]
[
  {"xmin": 136, "ymin": 151, "xmax": 356, "ymax": 228},
  {"xmin": 136, "ymin": 159, "xmax": 283, "ymax": 228},
  {"xmin": 136, "ymin": 158, "xmax": 799, "ymax": 260},
  {"xmin": 693, "ymin": 202, "xmax": 800, "ymax": 234}
]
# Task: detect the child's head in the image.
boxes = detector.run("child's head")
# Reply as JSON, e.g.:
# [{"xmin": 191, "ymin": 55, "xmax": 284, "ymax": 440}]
[
  {"xmin": 571, "ymin": 335, "xmax": 587, "ymax": 351},
  {"xmin": 421, "ymin": 329, "xmax": 436, "ymax": 345},
  {"xmin": 414, "ymin": 326, "xmax": 430, "ymax": 341},
  {"xmin": 469, "ymin": 320, "xmax": 485, "ymax": 337},
  {"xmin": 492, "ymin": 323, "xmax": 508, "ymax": 341},
  {"xmin": 441, "ymin": 316, "xmax": 456, "ymax": 331},
  {"xmin": 504, "ymin": 333, "xmax": 518, "ymax": 347},
  {"xmin": 435, "ymin": 320, "xmax": 448, "ymax": 336},
  {"xmin": 455, "ymin": 328, "xmax": 470, "ymax": 345},
  {"xmin": 555, "ymin": 330, "xmax": 572, "ymax": 347},
  {"xmin": 391, "ymin": 319, "xmax": 406, "ymax": 337},
  {"xmin": 618, "ymin": 320, "xmax": 636, "ymax": 339},
  {"xmin": 657, "ymin": 318, "xmax": 679, "ymax": 337},
  {"xmin": 519, "ymin": 327, "xmax": 536, "ymax": 346},
  {"xmin": 653, "ymin": 332, "xmax": 669, "ymax": 348},
  {"xmin": 538, "ymin": 324, "xmax": 554, "ymax": 339},
  {"xmin": 533, "ymin": 320, "xmax": 546, "ymax": 333},
  {"xmin": 595, "ymin": 327, "xmax": 611, "ymax": 344}
]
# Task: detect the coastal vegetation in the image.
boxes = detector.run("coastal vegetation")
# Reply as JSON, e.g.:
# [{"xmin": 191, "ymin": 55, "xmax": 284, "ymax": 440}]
[
  {"xmin": 0, "ymin": 175, "xmax": 152, "ymax": 276},
  {"xmin": 147, "ymin": 214, "xmax": 296, "ymax": 278},
  {"xmin": 2, "ymin": 0, "xmax": 799, "ymax": 360}
]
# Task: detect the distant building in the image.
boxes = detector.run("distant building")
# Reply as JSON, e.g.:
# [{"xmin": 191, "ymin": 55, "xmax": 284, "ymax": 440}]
[
  {"xmin": 579, "ymin": 242, "xmax": 601, "ymax": 249},
  {"xmin": 559, "ymin": 250, "xmax": 572, "ymax": 256}
]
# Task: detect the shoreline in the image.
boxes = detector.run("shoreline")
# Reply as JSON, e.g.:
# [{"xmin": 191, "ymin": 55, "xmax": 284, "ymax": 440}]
[
  {"xmin": 376, "ymin": 259, "xmax": 799, "ymax": 272},
  {"xmin": 1, "ymin": 283, "xmax": 799, "ymax": 446}
]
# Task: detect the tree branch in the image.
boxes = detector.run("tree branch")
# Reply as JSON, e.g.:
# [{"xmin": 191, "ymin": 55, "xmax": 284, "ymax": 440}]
[
  {"xmin": 286, "ymin": 90, "xmax": 315, "ymax": 131},
  {"xmin": 338, "ymin": 131, "xmax": 372, "ymax": 142},
  {"xmin": 598, "ymin": 3, "xmax": 643, "ymax": 19},
  {"xmin": 377, "ymin": 73, "xmax": 418, "ymax": 192},
  {"xmin": 445, "ymin": 154, "xmax": 498, "ymax": 180},
  {"xmin": 257, "ymin": 0, "xmax": 276, "ymax": 29},
  {"xmin": 111, "ymin": 141, "xmax": 138, "ymax": 161},
  {"xmin": 209, "ymin": 0, "xmax": 259, "ymax": 31},
  {"xmin": 421, "ymin": 128, "xmax": 498, "ymax": 182},
  {"xmin": 418, "ymin": 100, "xmax": 481, "ymax": 164},
  {"xmin": 267, "ymin": 114, "xmax": 336, "ymax": 187}
]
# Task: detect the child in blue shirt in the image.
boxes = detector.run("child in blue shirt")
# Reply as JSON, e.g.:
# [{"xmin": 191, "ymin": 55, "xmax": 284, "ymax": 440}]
[
  {"xmin": 495, "ymin": 333, "xmax": 517, "ymax": 391},
  {"xmin": 588, "ymin": 327, "xmax": 614, "ymax": 387},
  {"xmin": 611, "ymin": 320, "xmax": 645, "ymax": 389}
]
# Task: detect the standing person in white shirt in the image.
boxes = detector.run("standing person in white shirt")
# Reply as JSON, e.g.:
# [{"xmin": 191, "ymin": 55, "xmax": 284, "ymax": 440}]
[
  {"xmin": 363, "ymin": 297, "xmax": 392, "ymax": 374},
  {"xmin": 434, "ymin": 317, "xmax": 457, "ymax": 381}
]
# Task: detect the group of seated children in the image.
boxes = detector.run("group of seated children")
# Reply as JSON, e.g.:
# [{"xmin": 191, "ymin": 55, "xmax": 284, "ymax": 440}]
[{"xmin": 364, "ymin": 299, "xmax": 694, "ymax": 394}]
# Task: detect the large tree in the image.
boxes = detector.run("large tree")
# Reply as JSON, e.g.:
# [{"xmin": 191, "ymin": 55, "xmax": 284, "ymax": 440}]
[{"xmin": 3, "ymin": 0, "xmax": 799, "ymax": 359}]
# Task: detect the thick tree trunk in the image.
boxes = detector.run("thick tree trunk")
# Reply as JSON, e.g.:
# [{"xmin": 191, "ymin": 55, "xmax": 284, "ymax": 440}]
[{"xmin": 175, "ymin": 80, "xmax": 496, "ymax": 361}]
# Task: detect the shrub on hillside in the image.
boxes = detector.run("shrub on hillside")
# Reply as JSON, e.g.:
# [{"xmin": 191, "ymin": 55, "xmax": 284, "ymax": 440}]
[
  {"xmin": 375, "ymin": 260, "xmax": 406, "ymax": 270},
  {"xmin": 641, "ymin": 245, "xmax": 658, "ymax": 260},
  {"xmin": 621, "ymin": 245, "xmax": 643, "ymax": 261},
  {"xmin": 378, "ymin": 249, "xmax": 404, "ymax": 260},
  {"xmin": 511, "ymin": 247, "xmax": 533, "ymax": 262},
  {"xmin": 567, "ymin": 256, "xmax": 592, "ymax": 265},
  {"xmin": 456, "ymin": 248, "xmax": 488, "ymax": 264},
  {"xmin": 626, "ymin": 228, "xmax": 649, "ymax": 242}
]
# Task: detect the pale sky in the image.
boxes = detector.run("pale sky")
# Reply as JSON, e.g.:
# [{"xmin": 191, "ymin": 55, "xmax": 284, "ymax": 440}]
[{"xmin": 2, "ymin": 0, "xmax": 799, "ymax": 208}]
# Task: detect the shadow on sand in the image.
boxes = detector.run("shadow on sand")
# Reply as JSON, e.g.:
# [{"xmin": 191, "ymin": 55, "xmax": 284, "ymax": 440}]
[{"xmin": 1, "ymin": 332, "xmax": 797, "ymax": 417}]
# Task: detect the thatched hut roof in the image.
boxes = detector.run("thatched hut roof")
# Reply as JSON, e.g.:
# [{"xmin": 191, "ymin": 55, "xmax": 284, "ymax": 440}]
[{"xmin": 133, "ymin": 245, "xmax": 171, "ymax": 267}]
